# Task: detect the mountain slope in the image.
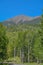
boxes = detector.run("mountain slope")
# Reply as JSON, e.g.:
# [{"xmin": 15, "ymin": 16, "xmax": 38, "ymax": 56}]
[{"xmin": 2, "ymin": 15, "xmax": 41, "ymax": 26}]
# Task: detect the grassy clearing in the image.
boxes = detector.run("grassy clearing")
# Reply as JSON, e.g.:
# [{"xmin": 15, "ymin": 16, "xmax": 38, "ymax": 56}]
[{"xmin": 24, "ymin": 63, "xmax": 43, "ymax": 65}]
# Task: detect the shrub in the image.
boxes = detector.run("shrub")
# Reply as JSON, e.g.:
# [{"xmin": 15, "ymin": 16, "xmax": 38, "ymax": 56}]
[{"xmin": 7, "ymin": 56, "xmax": 21, "ymax": 64}]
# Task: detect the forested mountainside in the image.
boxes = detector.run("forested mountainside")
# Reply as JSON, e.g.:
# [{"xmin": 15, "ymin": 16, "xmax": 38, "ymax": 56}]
[
  {"xmin": 0, "ymin": 15, "xmax": 43, "ymax": 63},
  {"xmin": 1, "ymin": 15, "xmax": 41, "ymax": 32}
]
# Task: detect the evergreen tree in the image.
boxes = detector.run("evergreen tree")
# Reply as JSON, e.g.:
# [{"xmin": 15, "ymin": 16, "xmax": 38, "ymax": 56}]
[
  {"xmin": 0, "ymin": 23, "xmax": 8, "ymax": 61},
  {"xmin": 33, "ymin": 12, "xmax": 43, "ymax": 63}
]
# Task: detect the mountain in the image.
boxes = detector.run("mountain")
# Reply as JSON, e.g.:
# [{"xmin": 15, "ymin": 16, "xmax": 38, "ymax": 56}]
[{"xmin": 2, "ymin": 15, "xmax": 41, "ymax": 26}]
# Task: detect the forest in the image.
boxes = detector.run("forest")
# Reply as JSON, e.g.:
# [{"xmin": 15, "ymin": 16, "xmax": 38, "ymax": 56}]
[{"xmin": 0, "ymin": 14, "xmax": 43, "ymax": 64}]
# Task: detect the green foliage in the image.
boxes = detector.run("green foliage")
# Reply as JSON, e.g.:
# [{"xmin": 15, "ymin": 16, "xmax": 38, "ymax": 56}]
[
  {"xmin": 33, "ymin": 33, "xmax": 43, "ymax": 60},
  {"xmin": 33, "ymin": 14, "xmax": 43, "ymax": 61},
  {"xmin": 0, "ymin": 13, "xmax": 43, "ymax": 63},
  {"xmin": 0, "ymin": 23, "xmax": 8, "ymax": 61},
  {"xmin": 7, "ymin": 56, "xmax": 21, "ymax": 63}
]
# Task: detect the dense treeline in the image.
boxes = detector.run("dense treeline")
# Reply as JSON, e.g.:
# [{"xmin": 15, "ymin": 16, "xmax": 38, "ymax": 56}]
[
  {"xmin": 0, "ymin": 15, "xmax": 43, "ymax": 63},
  {"xmin": 0, "ymin": 24, "xmax": 8, "ymax": 61}
]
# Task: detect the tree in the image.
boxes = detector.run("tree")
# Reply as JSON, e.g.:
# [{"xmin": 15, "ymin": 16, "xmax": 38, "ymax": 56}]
[
  {"xmin": 40, "ymin": 13, "xmax": 43, "ymax": 46},
  {"xmin": 0, "ymin": 23, "xmax": 8, "ymax": 61},
  {"xmin": 39, "ymin": 12, "xmax": 43, "ymax": 61},
  {"xmin": 33, "ymin": 13, "xmax": 43, "ymax": 63}
]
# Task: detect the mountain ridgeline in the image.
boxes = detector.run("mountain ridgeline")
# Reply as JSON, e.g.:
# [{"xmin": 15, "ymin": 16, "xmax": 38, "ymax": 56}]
[{"xmin": 2, "ymin": 15, "xmax": 41, "ymax": 26}]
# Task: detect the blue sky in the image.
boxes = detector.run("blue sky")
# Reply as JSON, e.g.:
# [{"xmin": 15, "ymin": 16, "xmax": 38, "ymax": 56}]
[{"xmin": 0, "ymin": 0, "xmax": 43, "ymax": 21}]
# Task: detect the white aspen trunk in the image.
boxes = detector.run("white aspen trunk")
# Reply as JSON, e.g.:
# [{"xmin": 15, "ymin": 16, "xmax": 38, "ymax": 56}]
[
  {"xmin": 40, "ymin": 59, "xmax": 41, "ymax": 63},
  {"xmin": 37, "ymin": 58, "xmax": 39, "ymax": 64},
  {"xmin": 39, "ymin": 59, "xmax": 42, "ymax": 65},
  {"xmin": 28, "ymin": 42, "xmax": 30, "ymax": 63},
  {"xmin": 14, "ymin": 48, "xmax": 16, "ymax": 57},
  {"xmin": 22, "ymin": 51, "xmax": 24, "ymax": 63},
  {"xmin": 20, "ymin": 49, "xmax": 22, "ymax": 62},
  {"xmin": 28, "ymin": 48, "xmax": 29, "ymax": 62}
]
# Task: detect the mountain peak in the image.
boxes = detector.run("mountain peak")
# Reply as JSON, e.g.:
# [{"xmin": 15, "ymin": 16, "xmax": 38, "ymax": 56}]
[
  {"xmin": 7, "ymin": 15, "xmax": 33, "ymax": 22},
  {"xmin": 2, "ymin": 15, "xmax": 41, "ymax": 25}
]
